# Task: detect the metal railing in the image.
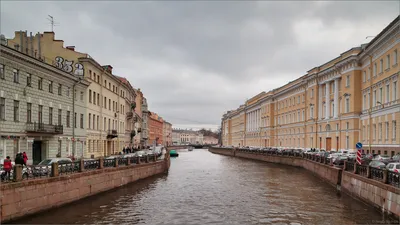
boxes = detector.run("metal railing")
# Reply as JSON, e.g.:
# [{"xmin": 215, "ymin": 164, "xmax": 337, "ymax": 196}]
[
  {"xmin": 104, "ymin": 158, "xmax": 115, "ymax": 168},
  {"xmin": 345, "ymin": 161, "xmax": 354, "ymax": 172},
  {"xmin": 58, "ymin": 162, "xmax": 79, "ymax": 175},
  {"xmin": 84, "ymin": 160, "xmax": 100, "ymax": 170},
  {"xmin": 370, "ymin": 167, "xmax": 384, "ymax": 181},
  {"xmin": 26, "ymin": 122, "xmax": 63, "ymax": 134},
  {"xmin": 118, "ymin": 158, "xmax": 128, "ymax": 166},
  {"xmin": 356, "ymin": 164, "xmax": 368, "ymax": 177},
  {"xmin": 387, "ymin": 171, "xmax": 400, "ymax": 188}
]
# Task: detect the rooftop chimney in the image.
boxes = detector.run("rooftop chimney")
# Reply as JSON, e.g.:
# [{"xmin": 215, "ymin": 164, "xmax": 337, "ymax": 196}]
[
  {"xmin": 66, "ymin": 46, "xmax": 75, "ymax": 51},
  {"xmin": 103, "ymin": 65, "xmax": 113, "ymax": 73}
]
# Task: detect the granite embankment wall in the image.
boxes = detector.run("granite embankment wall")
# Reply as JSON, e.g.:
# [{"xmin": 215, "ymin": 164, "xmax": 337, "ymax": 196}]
[
  {"xmin": 209, "ymin": 147, "xmax": 400, "ymax": 218},
  {"xmin": 0, "ymin": 158, "xmax": 169, "ymax": 223}
]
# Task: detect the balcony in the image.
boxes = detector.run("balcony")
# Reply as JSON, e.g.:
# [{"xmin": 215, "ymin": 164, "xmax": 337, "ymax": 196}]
[
  {"xmin": 126, "ymin": 111, "xmax": 133, "ymax": 120},
  {"xmin": 107, "ymin": 130, "xmax": 118, "ymax": 139},
  {"xmin": 26, "ymin": 123, "xmax": 63, "ymax": 134}
]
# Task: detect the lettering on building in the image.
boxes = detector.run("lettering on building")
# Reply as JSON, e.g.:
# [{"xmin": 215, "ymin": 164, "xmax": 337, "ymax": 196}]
[{"xmin": 54, "ymin": 56, "xmax": 84, "ymax": 76}]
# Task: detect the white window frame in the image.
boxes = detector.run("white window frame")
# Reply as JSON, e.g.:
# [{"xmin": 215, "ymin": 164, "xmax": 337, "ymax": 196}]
[
  {"xmin": 386, "ymin": 54, "xmax": 390, "ymax": 69},
  {"xmin": 345, "ymin": 97, "xmax": 350, "ymax": 113},
  {"xmin": 394, "ymin": 50, "xmax": 398, "ymax": 66},
  {"xmin": 346, "ymin": 75, "xmax": 350, "ymax": 87},
  {"xmin": 386, "ymin": 84, "xmax": 390, "ymax": 103},
  {"xmin": 393, "ymin": 121, "xmax": 397, "ymax": 141}
]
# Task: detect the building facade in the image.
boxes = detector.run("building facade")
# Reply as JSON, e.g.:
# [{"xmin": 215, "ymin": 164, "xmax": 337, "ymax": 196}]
[
  {"xmin": 171, "ymin": 129, "xmax": 204, "ymax": 145},
  {"xmin": 204, "ymin": 136, "xmax": 218, "ymax": 145},
  {"xmin": 0, "ymin": 44, "xmax": 89, "ymax": 164},
  {"xmin": 141, "ymin": 97, "xmax": 149, "ymax": 147},
  {"xmin": 148, "ymin": 112, "xmax": 163, "ymax": 146},
  {"xmin": 7, "ymin": 31, "xmax": 131, "ymax": 157},
  {"xmin": 222, "ymin": 16, "xmax": 399, "ymax": 154},
  {"xmin": 163, "ymin": 121, "xmax": 172, "ymax": 146}
]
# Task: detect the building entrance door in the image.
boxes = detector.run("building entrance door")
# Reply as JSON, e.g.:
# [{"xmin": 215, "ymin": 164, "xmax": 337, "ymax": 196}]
[
  {"xmin": 326, "ymin": 138, "xmax": 332, "ymax": 151},
  {"xmin": 32, "ymin": 141, "xmax": 43, "ymax": 165}
]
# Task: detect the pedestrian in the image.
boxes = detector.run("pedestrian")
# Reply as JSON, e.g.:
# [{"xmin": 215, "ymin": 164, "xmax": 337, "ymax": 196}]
[
  {"xmin": 3, "ymin": 156, "xmax": 12, "ymax": 180},
  {"xmin": 122, "ymin": 147, "xmax": 126, "ymax": 154},
  {"xmin": 22, "ymin": 152, "xmax": 28, "ymax": 166},
  {"xmin": 15, "ymin": 153, "xmax": 24, "ymax": 166}
]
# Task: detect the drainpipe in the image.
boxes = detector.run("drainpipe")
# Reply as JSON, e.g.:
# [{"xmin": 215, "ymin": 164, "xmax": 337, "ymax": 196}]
[{"xmin": 72, "ymin": 77, "xmax": 82, "ymax": 158}]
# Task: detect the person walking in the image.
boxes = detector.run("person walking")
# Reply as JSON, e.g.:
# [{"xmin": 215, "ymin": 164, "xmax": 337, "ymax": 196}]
[
  {"xmin": 3, "ymin": 156, "xmax": 12, "ymax": 180},
  {"xmin": 22, "ymin": 152, "xmax": 28, "ymax": 166},
  {"xmin": 15, "ymin": 153, "xmax": 24, "ymax": 166}
]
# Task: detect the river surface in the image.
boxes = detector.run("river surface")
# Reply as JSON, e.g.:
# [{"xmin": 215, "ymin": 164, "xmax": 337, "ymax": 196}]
[{"xmin": 10, "ymin": 149, "xmax": 398, "ymax": 225}]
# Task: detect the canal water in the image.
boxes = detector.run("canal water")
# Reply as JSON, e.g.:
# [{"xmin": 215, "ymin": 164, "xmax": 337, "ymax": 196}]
[{"xmin": 10, "ymin": 149, "xmax": 397, "ymax": 225}]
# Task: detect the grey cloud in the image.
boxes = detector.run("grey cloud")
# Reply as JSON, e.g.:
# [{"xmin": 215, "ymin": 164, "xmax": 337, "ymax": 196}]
[{"xmin": 1, "ymin": 1, "xmax": 399, "ymax": 129}]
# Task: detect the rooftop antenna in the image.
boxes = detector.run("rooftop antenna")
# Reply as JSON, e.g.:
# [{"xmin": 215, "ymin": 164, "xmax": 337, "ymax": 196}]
[{"xmin": 47, "ymin": 15, "xmax": 60, "ymax": 32}]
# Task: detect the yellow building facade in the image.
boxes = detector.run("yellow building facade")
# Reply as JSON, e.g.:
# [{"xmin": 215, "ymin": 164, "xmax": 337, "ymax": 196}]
[{"xmin": 222, "ymin": 16, "xmax": 400, "ymax": 154}]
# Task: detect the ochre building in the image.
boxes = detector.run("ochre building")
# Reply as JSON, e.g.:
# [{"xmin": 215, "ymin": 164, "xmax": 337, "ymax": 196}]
[{"xmin": 222, "ymin": 16, "xmax": 400, "ymax": 155}]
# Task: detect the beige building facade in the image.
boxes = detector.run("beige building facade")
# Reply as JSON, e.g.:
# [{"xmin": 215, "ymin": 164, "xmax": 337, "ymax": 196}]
[
  {"xmin": 222, "ymin": 16, "xmax": 400, "ymax": 154},
  {"xmin": 7, "ymin": 31, "xmax": 135, "ymax": 157}
]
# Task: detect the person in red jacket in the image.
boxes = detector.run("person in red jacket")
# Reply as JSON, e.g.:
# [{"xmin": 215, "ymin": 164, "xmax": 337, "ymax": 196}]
[
  {"xmin": 22, "ymin": 152, "xmax": 28, "ymax": 166},
  {"xmin": 3, "ymin": 156, "xmax": 12, "ymax": 180}
]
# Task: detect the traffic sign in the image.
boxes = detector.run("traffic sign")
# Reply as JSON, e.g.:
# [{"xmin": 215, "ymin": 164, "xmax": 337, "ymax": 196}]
[{"xmin": 356, "ymin": 142, "xmax": 363, "ymax": 149}]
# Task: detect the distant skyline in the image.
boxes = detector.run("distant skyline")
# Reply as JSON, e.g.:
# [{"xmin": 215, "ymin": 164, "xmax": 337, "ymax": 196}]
[{"xmin": 1, "ymin": 1, "xmax": 398, "ymax": 130}]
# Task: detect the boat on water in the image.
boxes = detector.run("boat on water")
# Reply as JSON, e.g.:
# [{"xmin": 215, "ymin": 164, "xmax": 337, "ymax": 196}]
[{"xmin": 170, "ymin": 150, "xmax": 179, "ymax": 157}]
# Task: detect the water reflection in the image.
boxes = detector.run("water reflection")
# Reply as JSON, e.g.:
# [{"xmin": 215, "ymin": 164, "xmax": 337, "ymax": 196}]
[{"xmin": 10, "ymin": 149, "xmax": 398, "ymax": 225}]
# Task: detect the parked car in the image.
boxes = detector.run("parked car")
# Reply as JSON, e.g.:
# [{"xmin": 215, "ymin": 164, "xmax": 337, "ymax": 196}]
[
  {"xmin": 0, "ymin": 164, "xmax": 33, "ymax": 180},
  {"xmin": 373, "ymin": 155, "xmax": 392, "ymax": 164},
  {"xmin": 33, "ymin": 158, "xmax": 73, "ymax": 176},
  {"xmin": 369, "ymin": 160, "xmax": 386, "ymax": 169},
  {"xmin": 333, "ymin": 156, "xmax": 348, "ymax": 166},
  {"xmin": 386, "ymin": 163, "xmax": 400, "ymax": 173}
]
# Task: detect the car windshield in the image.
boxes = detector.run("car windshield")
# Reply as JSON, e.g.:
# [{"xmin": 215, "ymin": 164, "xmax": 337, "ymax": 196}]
[{"xmin": 38, "ymin": 159, "xmax": 52, "ymax": 166}]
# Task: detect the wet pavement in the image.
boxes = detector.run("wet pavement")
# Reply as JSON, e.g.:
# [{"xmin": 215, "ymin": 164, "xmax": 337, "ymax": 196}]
[{"xmin": 9, "ymin": 149, "xmax": 398, "ymax": 225}]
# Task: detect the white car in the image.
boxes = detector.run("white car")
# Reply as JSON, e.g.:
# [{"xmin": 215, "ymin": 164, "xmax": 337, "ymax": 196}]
[{"xmin": 386, "ymin": 163, "xmax": 400, "ymax": 173}]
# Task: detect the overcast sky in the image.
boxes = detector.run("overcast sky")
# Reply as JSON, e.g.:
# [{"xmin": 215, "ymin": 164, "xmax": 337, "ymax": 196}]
[{"xmin": 1, "ymin": 1, "xmax": 399, "ymax": 131}]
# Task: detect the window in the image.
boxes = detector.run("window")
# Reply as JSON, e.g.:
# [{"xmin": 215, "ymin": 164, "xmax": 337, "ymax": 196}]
[
  {"xmin": 74, "ymin": 90, "xmax": 77, "ymax": 101},
  {"xmin": 66, "ymin": 111, "xmax": 70, "ymax": 127},
  {"xmin": 367, "ymin": 68, "xmax": 371, "ymax": 80},
  {"xmin": 386, "ymin": 84, "xmax": 390, "ymax": 103},
  {"xmin": 97, "ymin": 115, "xmax": 99, "ymax": 130},
  {"xmin": 13, "ymin": 69, "xmax": 19, "ymax": 83},
  {"xmin": 387, "ymin": 55, "xmax": 390, "ymax": 69},
  {"xmin": 49, "ymin": 81, "xmax": 53, "ymax": 93},
  {"xmin": 103, "ymin": 117, "xmax": 106, "ymax": 130},
  {"xmin": 80, "ymin": 114, "xmax": 84, "ymax": 129},
  {"xmin": 104, "ymin": 79, "xmax": 107, "ymax": 87},
  {"xmin": 346, "ymin": 75, "xmax": 350, "ymax": 87},
  {"xmin": 363, "ymin": 71, "xmax": 366, "ymax": 82},
  {"xmin": 89, "ymin": 70, "xmax": 92, "ymax": 79},
  {"xmin": 0, "ymin": 64, "xmax": 4, "ymax": 79},
  {"xmin": 97, "ymin": 75, "xmax": 100, "ymax": 83},
  {"xmin": 336, "ymin": 123, "xmax": 339, "ymax": 131},
  {"xmin": 27, "ymin": 73, "xmax": 31, "ymax": 87},
  {"xmin": 57, "ymin": 83, "xmax": 62, "ymax": 95},
  {"xmin": 385, "ymin": 122, "xmax": 389, "ymax": 140},
  {"xmin": 346, "ymin": 136, "xmax": 349, "ymax": 149},
  {"xmin": 379, "ymin": 123, "xmax": 383, "ymax": 140},
  {"xmin": 109, "ymin": 99, "xmax": 111, "ymax": 110},
  {"xmin": 346, "ymin": 122, "xmax": 349, "ymax": 130},
  {"xmin": 80, "ymin": 91, "xmax": 84, "ymax": 101},
  {"xmin": 393, "ymin": 121, "xmax": 397, "ymax": 140},
  {"xmin": 93, "ymin": 91, "xmax": 96, "ymax": 105},
  {"xmin": 297, "ymin": 96, "xmax": 300, "ymax": 104},
  {"xmin": 104, "ymin": 97, "xmax": 106, "ymax": 108},
  {"xmin": 373, "ymin": 90, "xmax": 377, "ymax": 106},
  {"xmin": 97, "ymin": 93, "xmax": 100, "ymax": 106},
  {"xmin": 58, "ymin": 109, "xmax": 62, "ymax": 125},
  {"xmin": 93, "ymin": 114, "xmax": 95, "ymax": 129},
  {"xmin": 363, "ymin": 94, "xmax": 366, "ymax": 110},
  {"xmin": 88, "ymin": 113, "xmax": 91, "ymax": 129},
  {"xmin": 38, "ymin": 105, "xmax": 43, "ymax": 124},
  {"xmin": 74, "ymin": 113, "xmax": 77, "ymax": 128},
  {"xmin": 311, "ymin": 89, "xmax": 314, "ymax": 98},
  {"xmin": 345, "ymin": 98, "xmax": 350, "ymax": 113},
  {"xmin": 380, "ymin": 59, "xmax": 383, "ymax": 73},
  {"xmin": 373, "ymin": 63, "xmax": 377, "ymax": 76},
  {"xmin": 89, "ymin": 90, "xmax": 92, "ymax": 103},
  {"xmin": 0, "ymin": 98, "xmax": 5, "ymax": 120},
  {"xmin": 394, "ymin": 81, "xmax": 398, "ymax": 100},
  {"xmin": 67, "ymin": 87, "xmax": 70, "ymax": 97},
  {"xmin": 394, "ymin": 50, "xmax": 398, "ymax": 65},
  {"xmin": 379, "ymin": 87, "xmax": 383, "ymax": 103},
  {"xmin": 310, "ymin": 106, "xmax": 314, "ymax": 118},
  {"xmin": 373, "ymin": 124, "xmax": 376, "ymax": 140},
  {"xmin": 27, "ymin": 103, "xmax": 32, "ymax": 123},
  {"xmin": 13, "ymin": 100, "xmax": 19, "ymax": 122},
  {"xmin": 109, "ymin": 83, "xmax": 111, "ymax": 89},
  {"xmin": 49, "ymin": 107, "xmax": 53, "ymax": 125}
]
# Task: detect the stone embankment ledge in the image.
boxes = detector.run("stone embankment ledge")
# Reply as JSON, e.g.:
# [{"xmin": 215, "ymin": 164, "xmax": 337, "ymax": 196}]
[
  {"xmin": 209, "ymin": 147, "xmax": 400, "ymax": 219},
  {"xmin": 0, "ymin": 156, "xmax": 170, "ymax": 223}
]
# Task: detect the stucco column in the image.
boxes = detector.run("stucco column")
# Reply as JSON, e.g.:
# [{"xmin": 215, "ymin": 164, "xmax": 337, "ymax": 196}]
[
  {"xmin": 325, "ymin": 82, "xmax": 330, "ymax": 119},
  {"xmin": 319, "ymin": 84, "xmax": 323, "ymax": 119},
  {"xmin": 334, "ymin": 78, "xmax": 339, "ymax": 118}
]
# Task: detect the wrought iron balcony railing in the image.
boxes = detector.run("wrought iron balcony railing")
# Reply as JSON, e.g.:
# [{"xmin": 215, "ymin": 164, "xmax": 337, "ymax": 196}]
[
  {"xmin": 26, "ymin": 123, "xmax": 63, "ymax": 134},
  {"xmin": 107, "ymin": 130, "xmax": 118, "ymax": 139}
]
